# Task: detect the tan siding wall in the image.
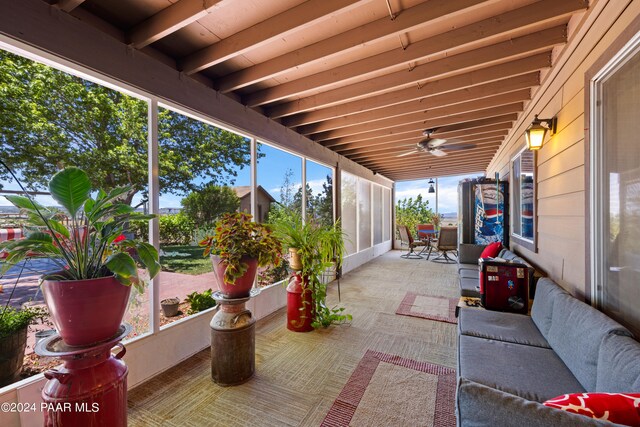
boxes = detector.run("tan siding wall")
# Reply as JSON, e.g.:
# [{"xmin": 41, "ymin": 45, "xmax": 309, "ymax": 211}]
[{"xmin": 487, "ymin": 0, "xmax": 640, "ymax": 297}]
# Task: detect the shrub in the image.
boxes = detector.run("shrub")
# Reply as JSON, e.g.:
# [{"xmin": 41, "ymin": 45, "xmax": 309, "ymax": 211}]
[
  {"xmin": 186, "ymin": 289, "xmax": 216, "ymax": 314},
  {"xmin": 159, "ymin": 213, "xmax": 195, "ymax": 245}
]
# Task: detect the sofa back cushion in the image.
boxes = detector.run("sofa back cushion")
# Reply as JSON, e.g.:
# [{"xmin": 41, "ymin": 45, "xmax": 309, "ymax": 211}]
[
  {"xmin": 531, "ymin": 278, "xmax": 568, "ymax": 337},
  {"xmin": 596, "ymin": 333, "xmax": 640, "ymax": 392},
  {"xmin": 546, "ymin": 292, "xmax": 631, "ymax": 391}
]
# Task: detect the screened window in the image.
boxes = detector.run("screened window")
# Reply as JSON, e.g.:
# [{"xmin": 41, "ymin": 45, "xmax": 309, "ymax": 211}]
[{"xmin": 511, "ymin": 149, "xmax": 535, "ymax": 248}]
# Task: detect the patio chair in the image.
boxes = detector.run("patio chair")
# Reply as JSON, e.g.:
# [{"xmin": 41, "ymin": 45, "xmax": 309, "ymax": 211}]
[
  {"xmin": 398, "ymin": 225, "xmax": 428, "ymax": 259},
  {"xmin": 417, "ymin": 224, "xmax": 438, "ymax": 259},
  {"xmin": 430, "ymin": 226, "xmax": 458, "ymax": 263}
]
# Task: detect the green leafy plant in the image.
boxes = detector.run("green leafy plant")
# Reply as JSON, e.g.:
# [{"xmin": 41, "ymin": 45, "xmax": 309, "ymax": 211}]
[
  {"xmin": 186, "ymin": 289, "xmax": 216, "ymax": 314},
  {"xmin": 395, "ymin": 194, "xmax": 436, "ymax": 237},
  {"xmin": 0, "ymin": 164, "xmax": 160, "ymax": 292},
  {"xmin": 272, "ymin": 211, "xmax": 351, "ymax": 328},
  {"xmin": 199, "ymin": 212, "xmax": 283, "ymax": 285},
  {"xmin": 0, "ymin": 306, "xmax": 39, "ymax": 339}
]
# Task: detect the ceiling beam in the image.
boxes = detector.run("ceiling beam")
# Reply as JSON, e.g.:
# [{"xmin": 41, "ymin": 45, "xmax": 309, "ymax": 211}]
[
  {"xmin": 299, "ymin": 79, "xmax": 533, "ymax": 135},
  {"xmin": 128, "ymin": 0, "xmax": 224, "ymax": 49},
  {"xmin": 373, "ymin": 159, "xmax": 495, "ymax": 177},
  {"xmin": 388, "ymin": 168, "xmax": 489, "ymax": 180},
  {"xmin": 254, "ymin": 23, "xmax": 565, "ymax": 111},
  {"xmin": 347, "ymin": 133, "xmax": 507, "ymax": 160},
  {"xmin": 367, "ymin": 153, "xmax": 497, "ymax": 174},
  {"xmin": 356, "ymin": 141, "xmax": 502, "ymax": 165},
  {"xmin": 272, "ymin": 53, "xmax": 547, "ymax": 120},
  {"xmin": 322, "ymin": 103, "xmax": 523, "ymax": 148},
  {"xmin": 341, "ymin": 124, "xmax": 512, "ymax": 157},
  {"xmin": 215, "ymin": 0, "xmax": 487, "ymax": 92},
  {"xmin": 245, "ymin": 0, "xmax": 583, "ymax": 107},
  {"xmin": 55, "ymin": 0, "xmax": 85, "ymax": 12},
  {"xmin": 313, "ymin": 92, "xmax": 528, "ymax": 142},
  {"xmin": 324, "ymin": 114, "xmax": 518, "ymax": 151},
  {"xmin": 179, "ymin": 0, "xmax": 362, "ymax": 74}
]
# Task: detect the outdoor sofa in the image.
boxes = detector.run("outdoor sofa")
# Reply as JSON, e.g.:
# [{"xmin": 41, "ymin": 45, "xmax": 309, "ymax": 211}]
[{"xmin": 456, "ymin": 277, "xmax": 640, "ymax": 426}]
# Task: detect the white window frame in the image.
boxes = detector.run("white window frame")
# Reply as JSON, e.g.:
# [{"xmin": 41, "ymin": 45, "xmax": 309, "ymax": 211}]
[{"xmin": 510, "ymin": 146, "xmax": 536, "ymax": 248}]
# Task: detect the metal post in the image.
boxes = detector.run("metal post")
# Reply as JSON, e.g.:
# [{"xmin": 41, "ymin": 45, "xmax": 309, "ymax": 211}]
[
  {"xmin": 301, "ymin": 157, "xmax": 307, "ymax": 221},
  {"xmin": 148, "ymin": 98, "xmax": 160, "ymax": 334},
  {"xmin": 250, "ymin": 137, "xmax": 257, "ymax": 220},
  {"xmin": 435, "ymin": 177, "xmax": 439, "ymax": 216}
]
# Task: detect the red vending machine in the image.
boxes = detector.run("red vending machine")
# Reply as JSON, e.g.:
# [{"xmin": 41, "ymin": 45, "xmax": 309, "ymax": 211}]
[{"xmin": 479, "ymin": 259, "xmax": 530, "ymax": 314}]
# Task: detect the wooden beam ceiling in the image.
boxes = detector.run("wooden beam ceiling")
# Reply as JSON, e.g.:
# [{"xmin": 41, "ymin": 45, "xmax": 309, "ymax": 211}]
[
  {"xmin": 128, "ymin": 0, "xmax": 224, "ymax": 49},
  {"xmin": 52, "ymin": 0, "xmax": 588, "ymax": 180}
]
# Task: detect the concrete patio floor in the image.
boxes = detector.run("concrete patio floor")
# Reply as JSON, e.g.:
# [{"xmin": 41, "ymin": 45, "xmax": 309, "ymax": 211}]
[{"xmin": 127, "ymin": 250, "xmax": 460, "ymax": 426}]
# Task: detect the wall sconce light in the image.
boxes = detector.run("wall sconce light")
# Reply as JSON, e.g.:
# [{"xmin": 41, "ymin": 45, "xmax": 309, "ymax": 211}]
[{"xmin": 525, "ymin": 114, "xmax": 557, "ymax": 150}]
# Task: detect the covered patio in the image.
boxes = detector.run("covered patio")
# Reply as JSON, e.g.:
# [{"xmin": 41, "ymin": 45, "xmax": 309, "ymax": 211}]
[{"xmin": 1, "ymin": 0, "xmax": 640, "ymax": 426}]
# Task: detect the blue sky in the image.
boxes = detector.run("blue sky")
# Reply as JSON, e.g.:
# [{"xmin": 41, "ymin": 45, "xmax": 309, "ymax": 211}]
[{"xmin": 395, "ymin": 173, "xmax": 483, "ymax": 214}]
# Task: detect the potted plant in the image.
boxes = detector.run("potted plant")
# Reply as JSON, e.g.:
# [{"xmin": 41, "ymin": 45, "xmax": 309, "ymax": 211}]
[
  {"xmin": 273, "ymin": 213, "xmax": 350, "ymax": 331},
  {"xmin": 0, "ymin": 165, "xmax": 160, "ymax": 347},
  {"xmin": 0, "ymin": 305, "xmax": 39, "ymax": 386},
  {"xmin": 160, "ymin": 298, "xmax": 181, "ymax": 317},
  {"xmin": 199, "ymin": 212, "xmax": 282, "ymax": 298}
]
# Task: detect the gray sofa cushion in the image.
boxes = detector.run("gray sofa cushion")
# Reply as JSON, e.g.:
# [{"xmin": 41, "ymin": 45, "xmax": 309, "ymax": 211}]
[
  {"xmin": 458, "ymin": 263, "xmax": 479, "ymax": 273},
  {"xmin": 458, "ymin": 309, "xmax": 550, "ymax": 348},
  {"xmin": 456, "ymin": 378, "xmax": 620, "ymax": 427},
  {"xmin": 458, "ymin": 334, "xmax": 585, "ymax": 402},
  {"xmin": 458, "ymin": 243, "xmax": 485, "ymax": 265},
  {"xmin": 459, "ymin": 277, "xmax": 480, "ymax": 297},
  {"xmin": 459, "ymin": 269, "xmax": 479, "ymax": 280},
  {"xmin": 546, "ymin": 292, "xmax": 631, "ymax": 391},
  {"xmin": 531, "ymin": 278, "xmax": 568, "ymax": 337},
  {"xmin": 596, "ymin": 333, "xmax": 640, "ymax": 392}
]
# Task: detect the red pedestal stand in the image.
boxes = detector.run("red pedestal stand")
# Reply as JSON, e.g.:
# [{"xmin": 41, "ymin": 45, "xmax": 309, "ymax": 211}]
[
  {"xmin": 35, "ymin": 324, "xmax": 131, "ymax": 427},
  {"xmin": 286, "ymin": 274, "xmax": 314, "ymax": 332}
]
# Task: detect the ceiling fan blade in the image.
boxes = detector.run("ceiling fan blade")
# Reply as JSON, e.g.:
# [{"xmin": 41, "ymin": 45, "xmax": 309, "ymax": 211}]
[
  {"xmin": 429, "ymin": 149, "xmax": 447, "ymax": 157},
  {"xmin": 444, "ymin": 144, "xmax": 477, "ymax": 151},
  {"xmin": 427, "ymin": 138, "xmax": 447, "ymax": 148},
  {"xmin": 396, "ymin": 149, "xmax": 419, "ymax": 157}
]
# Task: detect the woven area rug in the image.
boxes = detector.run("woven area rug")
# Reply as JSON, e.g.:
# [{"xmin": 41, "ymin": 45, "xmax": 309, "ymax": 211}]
[
  {"xmin": 395, "ymin": 292, "xmax": 458, "ymax": 324},
  {"xmin": 321, "ymin": 350, "xmax": 456, "ymax": 427}
]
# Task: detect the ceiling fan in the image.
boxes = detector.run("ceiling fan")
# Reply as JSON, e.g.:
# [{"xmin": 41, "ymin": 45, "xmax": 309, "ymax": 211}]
[{"xmin": 396, "ymin": 128, "xmax": 476, "ymax": 157}]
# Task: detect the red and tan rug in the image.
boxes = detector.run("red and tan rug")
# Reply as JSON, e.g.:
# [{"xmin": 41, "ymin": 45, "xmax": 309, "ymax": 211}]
[
  {"xmin": 395, "ymin": 292, "xmax": 458, "ymax": 324},
  {"xmin": 322, "ymin": 350, "xmax": 456, "ymax": 427}
]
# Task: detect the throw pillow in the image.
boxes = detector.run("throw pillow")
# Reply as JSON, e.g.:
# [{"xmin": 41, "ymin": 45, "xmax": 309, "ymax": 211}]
[
  {"xmin": 480, "ymin": 241, "xmax": 502, "ymax": 259},
  {"xmin": 543, "ymin": 393, "xmax": 640, "ymax": 426}
]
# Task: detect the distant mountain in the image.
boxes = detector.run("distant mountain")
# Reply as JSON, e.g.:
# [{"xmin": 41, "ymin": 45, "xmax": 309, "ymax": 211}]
[
  {"xmin": 0, "ymin": 206, "xmax": 20, "ymax": 214},
  {"xmin": 440, "ymin": 212, "xmax": 458, "ymax": 219}
]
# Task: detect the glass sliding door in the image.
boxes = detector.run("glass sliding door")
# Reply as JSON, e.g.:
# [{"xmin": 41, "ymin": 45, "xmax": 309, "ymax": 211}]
[{"xmin": 592, "ymin": 37, "xmax": 640, "ymax": 336}]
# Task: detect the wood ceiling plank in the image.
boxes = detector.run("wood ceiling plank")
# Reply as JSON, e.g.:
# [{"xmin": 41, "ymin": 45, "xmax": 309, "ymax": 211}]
[
  {"xmin": 322, "ymin": 102, "xmax": 523, "ymax": 147},
  {"xmin": 179, "ymin": 0, "xmax": 362, "ymax": 74},
  {"xmin": 215, "ymin": 0, "xmax": 488, "ymax": 92},
  {"xmin": 387, "ymin": 166, "xmax": 489, "ymax": 180},
  {"xmin": 298, "ymin": 76, "xmax": 536, "ymax": 135},
  {"xmin": 271, "ymin": 53, "xmax": 548, "ymax": 120},
  {"xmin": 128, "ymin": 0, "xmax": 224, "ymax": 49},
  {"xmin": 56, "ymin": 0, "xmax": 85, "ymax": 12},
  {"xmin": 312, "ymin": 91, "xmax": 528, "ymax": 142},
  {"xmin": 357, "ymin": 142, "xmax": 502, "ymax": 165},
  {"xmin": 373, "ymin": 159, "xmax": 495, "ymax": 176},
  {"xmin": 366, "ymin": 153, "xmax": 497, "ymax": 172},
  {"xmin": 245, "ymin": 0, "xmax": 584, "ymax": 106},
  {"xmin": 324, "ymin": 113, "xmax": 518, "ymax": 150},
  {"xmin": 254, "ymin": 23, "xmax": 565, "ymax": 110},
  {"xmin": 340, "ymin": 127, "xmax": 511, "ymax": 157},
  {"xmin": 347, "ymin": 133, "xmax": 507, "ymax": 160}
]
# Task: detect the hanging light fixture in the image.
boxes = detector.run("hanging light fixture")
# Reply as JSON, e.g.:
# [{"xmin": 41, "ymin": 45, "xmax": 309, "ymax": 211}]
[
  {"xmin": 525, "ymin": 114, "xmax": 557, "ymax": 150},
  {"xmin": 428, "ymin": 178, "xmax": 435, "ymax": 193}
]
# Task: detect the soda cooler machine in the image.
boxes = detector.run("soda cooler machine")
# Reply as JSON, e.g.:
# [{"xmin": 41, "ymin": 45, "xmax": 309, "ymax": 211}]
[{"xmin": 458, "ymin": 178, "xmax": 508, "ymax": 246}]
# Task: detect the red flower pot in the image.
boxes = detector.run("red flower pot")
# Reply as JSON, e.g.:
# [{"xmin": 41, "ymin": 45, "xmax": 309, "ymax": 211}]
[
  {"xmin": 286, "ymin": 273, "xmax": 314, "ymax": 332},
  {"xmin": 42, "ymin": 275, "xmax": 131, "ymax": 347},
  {"xmin": 211, "ymin": 256, "xmax": 258, "ymax": 298}
]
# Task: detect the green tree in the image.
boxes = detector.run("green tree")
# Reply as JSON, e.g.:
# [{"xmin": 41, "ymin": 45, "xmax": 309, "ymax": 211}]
[
  {"xmin": 395, "ymin": 194, "xmax": 435, "ymax": 237},
  {"xmin": 0, "ymin": 50, "xmax": 250, "ymax": 203},
  {"xmin": 181, "ymin": 184, "xmax": 240, "ymax": 228}
]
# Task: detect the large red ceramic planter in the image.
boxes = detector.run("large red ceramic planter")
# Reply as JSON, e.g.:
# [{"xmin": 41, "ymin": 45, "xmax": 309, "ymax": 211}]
[
  {"xmin": 286, "ymin": 274, "xmax": 314, "ymax": 332},
  {"xmin": 42, "ymin": 275, "xmax": 131, "ymax": 347},
  {"xmin": 211, "ymin": 255, "xmax": 258, "ymax": 298}
]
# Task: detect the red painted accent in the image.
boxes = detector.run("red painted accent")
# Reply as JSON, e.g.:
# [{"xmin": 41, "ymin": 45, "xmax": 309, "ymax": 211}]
[
  {"xmin": 286, "ymin": 274, "xmax": 314, "ymax": 332},
  {"xmin": 42, "ymin": 344, "xmax": 128, "ymax": 427},
  {"xmin": 42, "ymin": 276, "xmax": 131, "ymax": 347},
  {"xmin": 211, "ymin": 256, "xmax": 258, "ymax": 298}
]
